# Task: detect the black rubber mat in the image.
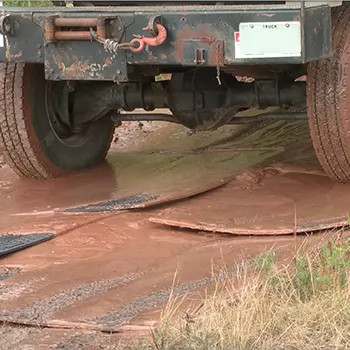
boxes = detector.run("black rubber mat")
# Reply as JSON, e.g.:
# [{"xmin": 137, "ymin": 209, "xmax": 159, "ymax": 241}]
[
  {"xmin": 61, "ymin": 193, "xmax": 159, "ymax": 213},
  {"xmin": 0, "ymin": 233, "xmax": 54, "ymax": 257}
]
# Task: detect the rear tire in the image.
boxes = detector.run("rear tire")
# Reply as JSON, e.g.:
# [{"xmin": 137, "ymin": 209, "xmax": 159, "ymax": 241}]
[
  {"xmin": 307, "ymin": 4, "xmax": 350, "ymax": 183},
  {"xmin": 0, "ymin": 63, "xmax": 115, "ymax": 179}
]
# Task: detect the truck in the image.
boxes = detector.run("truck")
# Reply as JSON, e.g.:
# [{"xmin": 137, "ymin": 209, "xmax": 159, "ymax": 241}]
[{"xmin": 0, "ymin": 0, "xmax": 347, "ymax": 181}]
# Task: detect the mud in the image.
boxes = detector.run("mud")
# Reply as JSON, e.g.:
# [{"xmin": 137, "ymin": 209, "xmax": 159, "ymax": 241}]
[
  {"xmin": 149, "ymin": 151, "xmax": 350, "ymax": 235},
  {"xmin": 0, "ymin": 325, "xmax": 39, "ymax": 350},
  {"xmin": 1, "ymin": 113, "xmax": 350, "ymax": 349},
  {"xmin": 1, "ymin": 273, "xmax": 143, "ymax": 322},
  {"xmin": 112, "ymin": 120, "xmax": 170, "ymax": 152}
]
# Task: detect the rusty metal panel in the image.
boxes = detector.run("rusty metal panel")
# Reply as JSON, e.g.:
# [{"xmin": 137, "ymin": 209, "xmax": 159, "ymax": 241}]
[
  {"xmin": 41, "ymin": 12, "xmax": 135, "ymax": 81},
  {"xmin": 181, "ymin": 39, "xmax": 224, "ymax": 66},
  {"xmin": 0, "ymin": 14, "xmax": 43, "ymax": 62},
  {"xmin": 44, "ymin": 41, "xmax": 128, "ymax": 81},
  {"xmin": 0, "ymin": 4, "xmax": 332, "ymax": 81}
]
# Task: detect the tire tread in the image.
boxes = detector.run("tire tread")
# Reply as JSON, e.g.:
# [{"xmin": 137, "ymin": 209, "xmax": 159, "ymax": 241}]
[{"xmin": 307, "ymin": 4, "xmax": 350, "ymax": 183}]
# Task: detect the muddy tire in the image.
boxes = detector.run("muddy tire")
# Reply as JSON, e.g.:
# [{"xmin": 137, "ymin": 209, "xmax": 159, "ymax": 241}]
[
  {"xmin": 0, "ymin": 63, "xmax": 115, "ymax": 179},
  {"xmin": 307, "ymin": 4, "xmax": 350, "ymax": 183}
]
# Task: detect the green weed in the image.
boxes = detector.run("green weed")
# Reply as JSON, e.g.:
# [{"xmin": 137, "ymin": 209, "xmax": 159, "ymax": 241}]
[{"xmin": 131, "ymin": 238, "xmax": 350, "ymax": 350}]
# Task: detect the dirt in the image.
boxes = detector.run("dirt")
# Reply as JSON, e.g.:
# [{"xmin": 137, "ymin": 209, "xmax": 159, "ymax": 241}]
[
  {"xmin": 149, "ymin": 160, "xmax": 350, "ymax": 235},
  {"xmin": 112, "ymin": 121, "xmax": 169, "ymax": 151},
  {"xmin": 1, "ymin": 114, "xmax": 350, "ymax": 349}
]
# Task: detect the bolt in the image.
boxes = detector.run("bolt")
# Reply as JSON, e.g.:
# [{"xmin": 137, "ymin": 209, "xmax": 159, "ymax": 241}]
[
  {"xmin": 250, "ymin": 24, "xmax": 254, "ymax": 29},
  {"xmin": 286, "ymin": 23, "xmax": 290, "ymax": 28},
  {"xmin": 116, "ymin": 69, "xmax": 121, "ymax": 75}
]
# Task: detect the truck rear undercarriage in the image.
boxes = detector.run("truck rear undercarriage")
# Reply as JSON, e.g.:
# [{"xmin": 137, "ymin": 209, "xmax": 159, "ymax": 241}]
[
  {"xmin": 0, "ymin": 1, "xmax": 350, "ymax": 183},
  {"xmin": 0, "ymin": 3, "xmax": 327, "ymax": 126}
]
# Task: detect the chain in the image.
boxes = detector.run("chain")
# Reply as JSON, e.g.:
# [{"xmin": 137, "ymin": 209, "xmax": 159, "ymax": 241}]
[
  {"xmin": 103, "ymin": 39, "xmax": 119, "ymax": 54},
  {"xmin": 216, "ymin": 65, "xmax": 221, "ymax": 86},
  {"xmin": 216, "ymin": 41, "xmax": 222, "ymax": 86},
  {"xmin": 90, "ymin": 28, "xmax": 139, "ymax": 55}
]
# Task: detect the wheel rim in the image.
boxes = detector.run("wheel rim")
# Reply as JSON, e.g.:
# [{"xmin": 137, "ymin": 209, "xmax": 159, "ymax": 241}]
[{"xmin": 45, "ymin": 81, "xmax": 94, "ymax": 147}]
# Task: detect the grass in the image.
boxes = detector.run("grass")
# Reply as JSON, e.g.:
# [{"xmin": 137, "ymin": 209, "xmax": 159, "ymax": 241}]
[
  {"xmin": 122, "ymin": 237, "xmax": 350, "ymax": 350},
  {"xmin": 3, "ymin": 1, "xmax": 53, "ymax": 5}
]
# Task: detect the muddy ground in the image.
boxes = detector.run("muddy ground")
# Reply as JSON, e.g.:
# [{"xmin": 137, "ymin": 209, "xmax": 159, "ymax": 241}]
[
  {"xmin": 0, "ymin": 120, "xmax": 164, "ymax": 169},
  {"xmin": 1, "ymin": 114, "xmax": 350, "ymax": 349}
]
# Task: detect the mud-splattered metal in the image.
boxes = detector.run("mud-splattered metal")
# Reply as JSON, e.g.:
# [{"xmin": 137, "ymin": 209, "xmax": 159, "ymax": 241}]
[{"xmin": 0, "ymin": 3, "xmax": 331, "ymax": 82}]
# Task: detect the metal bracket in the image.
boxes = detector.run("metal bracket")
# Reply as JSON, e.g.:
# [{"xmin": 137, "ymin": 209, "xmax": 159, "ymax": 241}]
[
  {"xmin": 0, "ymin": 14, "xmax": 13, "ymax": 36},
  {"xmin": 44, "ymin": 16, "xmax": 107, "ymax": 43}
]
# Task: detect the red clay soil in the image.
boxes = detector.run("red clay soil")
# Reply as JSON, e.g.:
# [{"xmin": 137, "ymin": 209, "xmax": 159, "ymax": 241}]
[
  {"xmin": 149, "ymin": 161, "xmax": 350, "ymax": 235},
  {"xmin": 1, "ymin": 119, "xmax": 350, "ymax": 349}
]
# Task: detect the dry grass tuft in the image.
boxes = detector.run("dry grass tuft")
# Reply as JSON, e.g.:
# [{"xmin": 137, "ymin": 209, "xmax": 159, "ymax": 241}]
[
  {"xmin": 3, "ymin": 1, "xmax": 53, "ymax": 6},
  {"xmin": 144, "ymin": 239, "xmax": 350, "ymax": 350}
]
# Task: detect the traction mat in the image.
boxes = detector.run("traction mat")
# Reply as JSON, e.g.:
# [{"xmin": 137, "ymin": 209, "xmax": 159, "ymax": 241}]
[
  {"xmin": 59, "ymin": 176, "xmax": 234, "ymax": 214},
  {"xmin": 0, "ymin": 233, "xmax": 54, "ymax": 257},
  {"xmin": 1, "ymin": 120, "xmax": 308, "ymax": 220},
  {"xmin": 60, "ymin": 193, "xmax": 158, "ymax": 213},
  {"xmin": 148, "ymin": 155, "xmax": 350, "ymax": 236}
]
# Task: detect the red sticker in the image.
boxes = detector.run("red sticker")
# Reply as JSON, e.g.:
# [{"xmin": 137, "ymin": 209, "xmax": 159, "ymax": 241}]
[{"xmin": 235, "ymin": 32, "xmax": 240, "ymax": 42}]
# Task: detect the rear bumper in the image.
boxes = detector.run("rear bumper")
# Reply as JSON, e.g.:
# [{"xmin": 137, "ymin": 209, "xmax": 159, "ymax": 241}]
[{"xmin": 0, "ymin": 4, "xmax": 331, "ymax": 81}]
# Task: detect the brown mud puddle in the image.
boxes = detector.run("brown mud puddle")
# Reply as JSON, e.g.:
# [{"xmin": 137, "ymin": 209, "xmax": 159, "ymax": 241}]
[
  {"xmin": 1, "ymin": 117, "xmax": 350, "ymax": 349},
  {"xmin": 150, "ymin": 160, "xmax": 350, "ymax": 235}
]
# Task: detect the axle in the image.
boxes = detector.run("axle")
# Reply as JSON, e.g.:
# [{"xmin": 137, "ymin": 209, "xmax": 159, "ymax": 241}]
[{"xmin": 72, "ymin": 70, "xmax": 306, "ymax": 131}]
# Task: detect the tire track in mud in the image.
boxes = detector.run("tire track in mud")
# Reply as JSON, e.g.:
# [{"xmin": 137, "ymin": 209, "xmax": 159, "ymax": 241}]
[
  {"xmin": 0, "ymin": 325, "xmax": 40, "ymax": 350},
  {"xmin": 53, "ymin": 245, "xmax": 290, "ymax": 350},
  {"xmin": 88, "ymin": 245, "xmax": 284, "ymax": 327},
  {"xmin": 193, "ymin": 120, "xmax": 275, "ymax": 152},
  {"xmin": 52, "ymin": 229, "xmax": 344, "ymax": 350},
  {"xmin": 54, "ymin": 265, "xmax": 246, "ymax": 349},
  {"xmin": 0, "ymin": 273, "xmax": 143, "ymax": 322}
]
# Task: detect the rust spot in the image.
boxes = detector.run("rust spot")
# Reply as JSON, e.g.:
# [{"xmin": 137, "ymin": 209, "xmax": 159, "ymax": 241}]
[
  {"xmin": 148, "ymin": 54, "xmax": 158, "ymax": 62},
  {"xmin": 260, "ymin": 13, "xmax": 276, "ymax": 17},
  {"xmin": 52, "ymin": 53, "xmax": 64, "ymax": 71},
  {"xmin": 63, "ymin": 62, "xmax": 91, "ymax": 79},
  {"xmin": 199, "ymin": 38, "xmax": 214, "ymax": 45},
  {"xmin": 54, "ymin": 17, "xmax": 99, "ymax": 27},
  {"xmin": 4, "ymin": 38, "xmax": 23, "ymax": 61},
  {"xmin": 175, "ymin": 24, "xmax": 224, "ymax": 66},
  {"xmin": 21, "ymin": 14, "xmax": 34, "ymax": 21},
  {"xmin": 5, "ymin": 38, "xmax": 11, "ymax": 61},
  {"xmin": 9, "ymin": 50, "xmax": 23, "ymax": 59},
  {"xmin": 55, "ymin": 31, "xmax": 93, "ymax": 41},
  {"xmin": 51, "ymin": 52, "xmax": 108, "ymax": 80},
  {"xmin": 44, "ymin": 17, "xmax": 55, "ymax": 43},
  {"xmin": 105, "ymin": 57, "xmax": 112, "ymax": 66}
]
